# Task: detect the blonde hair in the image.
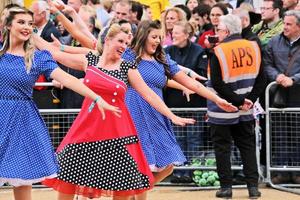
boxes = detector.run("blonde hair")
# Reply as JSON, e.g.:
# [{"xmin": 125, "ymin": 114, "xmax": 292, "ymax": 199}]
[
  {"xmin": 0, "ymin": 7, "xmax": 36, "ymax": 73},
  {"xmin": 161, "ymin": 7, "xmax": 187, "ymax": 38},
  {"xmin": 96, "ymin": 23, "xmax": 128, "ymax": 55},
  {"xmin": 174, "ymin": 21, "xmax": 195, "ymax": 39}
]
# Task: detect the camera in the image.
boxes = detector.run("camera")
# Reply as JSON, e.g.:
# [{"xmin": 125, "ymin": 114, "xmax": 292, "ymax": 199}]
[{"xmin": 207, "ymin": 35, "xmax": 219, "ymax": 44}]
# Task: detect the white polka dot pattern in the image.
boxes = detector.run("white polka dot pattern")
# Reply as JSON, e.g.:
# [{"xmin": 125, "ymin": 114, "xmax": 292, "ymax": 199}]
[
  {"xmin": 57, "ymin": 136, "xmax": 150, "ymax": 190},
  {"xmin": 86, "ymin": 52, "xmax": 137, "ymax": 86}
]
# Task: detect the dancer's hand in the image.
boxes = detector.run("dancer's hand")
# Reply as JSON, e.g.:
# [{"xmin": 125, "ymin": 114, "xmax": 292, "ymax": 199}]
[
  {"xmin": 189, "ymin": 70, "xmax": 207, "ymax": 81},
  {"xmin": 183, "ymin": 88, "xmax": 195, "ymax": 102},
  {"xmin": 96, "ymin": 98, "xmax": 122, "ymax": 119},
  {"xmin": 171, "ymin": 115, "xmax": 195, "ymax": 126},
  {"xmin": 216, "ymin": 98, "xmax": 238, "ymax": 112},
  {"xmin": 52, "ymin": 79, "xmax": 63, "ymax": 89}
]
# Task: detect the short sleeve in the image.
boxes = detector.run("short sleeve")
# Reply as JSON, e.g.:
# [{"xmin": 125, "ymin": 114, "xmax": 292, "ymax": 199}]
[
  {"xmin": 122, "ymin": 48, "xmax": 136, "ymax": 62},
  {"xmin": 34, "ymin": 50, "xmax": 58, "ymax": 79},
  {"xmin": 166, "ymin": 54, "xmax": 180, "ymax": 77},
  {"xmin": 85, "ymin": 51, "xmax": 100, "ymax": 66},
  {"xmin": 122, "ymin": 60, "xmax": 137, "ymax": 69}
]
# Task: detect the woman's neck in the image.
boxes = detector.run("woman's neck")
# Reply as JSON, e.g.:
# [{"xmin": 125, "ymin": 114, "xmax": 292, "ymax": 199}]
[
  {"xmin": 141, "ymin": 52, "xmax": 154, "ymax": 60},
  {"xmin": 177, "ymin": 40, "xmax": 188, "ymax": 48},
  {"xmin": 99, "ymin": 50, "xmax": 121, "ymax": 69},
  {"xmin": 7, "ymin": 39, "xmax": 25, "ymax": 55}
]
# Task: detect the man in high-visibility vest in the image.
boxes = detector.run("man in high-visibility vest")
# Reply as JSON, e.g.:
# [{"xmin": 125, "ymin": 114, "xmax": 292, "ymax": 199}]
[{"xmin": 207, "ymin": 14, "xmax": 266, "ymax": 199}]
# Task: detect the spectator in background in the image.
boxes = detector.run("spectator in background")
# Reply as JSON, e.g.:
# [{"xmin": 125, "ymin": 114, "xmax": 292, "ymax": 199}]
[
  {"xmin": 192, "ymin": 4, "xmax": 212, "ymax": 40},
  {"xmin": 31, "ymin": 0, "xmax": 61, "ymax": 42},
  {"xmin": 78, "ymin": 5, "xmax": 99, "ymax": 38},
  {"xmin": 175, "ymin": 4, "xmax": 192, "ymax": 20},
  {"xmin": 252, "ymin": 0, "xmax": 283, "ymax": 48},
  {"xmin": 161, "ymin": 7, "xmax": 187, "ymax": 47},
  {"xmin": 197, "ymin": 3, "xmax": 228, "ymax": 48},
  {"xmin": 164, "ymin": 20, "xmax": 208, "ymax": 183},
  {"xmin": 142, "ymin": 4, "xmax": 153, "ymax": 20},
  {"xmin": 233, "ymin": 8, "xmax": 261, "ymax": 45},
  {"xmin": 113, "ymin": 0, "xmax": 132, "ymax": 21},
  {"xmin": 264, "ymin": 10, "xmax": 300, "ymax": 184},
  {"xmin": 282, "ymin": 0, "xmax": 299, "ymax": 11},
  {"xmin": 239, "ymin": 2, "xmax": 262, "ymax": 26},
  {"xmin": 186, "ymin": 0, "xmax": 200, "ymax": 12},
  {"xmin": 100, "ymin": 0, "xmax": 137, "ymax": 48},
  {"xmin": 130, "ymin": 1, "xmax": 143, "ymax": 25}
]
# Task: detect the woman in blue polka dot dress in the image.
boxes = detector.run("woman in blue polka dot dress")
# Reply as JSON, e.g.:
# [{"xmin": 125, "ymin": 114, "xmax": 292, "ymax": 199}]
[
  {"xmin": 0, "ymin": 7, "xmax": 120, "ymax": 200},
  {"xmin": 123, "ymin": 20, "xmax": 237, "ymax": 199}
]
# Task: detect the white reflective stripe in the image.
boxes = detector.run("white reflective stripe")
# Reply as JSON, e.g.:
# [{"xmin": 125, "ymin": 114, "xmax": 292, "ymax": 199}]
[
  {"xmin": 208, "ymin": 111, "xmax": 239, "ymax": 119},
  {"xmin": 234, "ymin": 86, "xmax": 253, "ymax": 94},
  {"xmin": 208, "ymin": 109, "xmax": 253, "ymax": 119},
  {"xmin": 215, "ymin": 47, "xmax": 230, "ymax": 81},
  {"xmin": 239, "ymin": 109, "xmax": 253, "ymax": 115},
  {"xmin": 227, "ymin": 74, "xmax": 258, "ymax": 83},
  {"xmin": 250, "ymin": 41, "xmax": 261, "ymax": 74}
]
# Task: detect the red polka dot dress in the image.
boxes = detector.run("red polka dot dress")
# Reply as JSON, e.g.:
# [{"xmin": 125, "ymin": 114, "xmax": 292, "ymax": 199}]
[{"xmin": 43, "ymin": 52, "xmax": 154, "ymax": 198}]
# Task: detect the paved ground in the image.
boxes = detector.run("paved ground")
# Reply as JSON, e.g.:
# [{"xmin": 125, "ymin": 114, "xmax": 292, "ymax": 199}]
[{"xmin": 1, "ymin": 187, "xmax": 300, "ymax": 200}]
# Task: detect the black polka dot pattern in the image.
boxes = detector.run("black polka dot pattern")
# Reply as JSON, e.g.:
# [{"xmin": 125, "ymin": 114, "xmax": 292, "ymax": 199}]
[
  {"xmin": 57, "ymin": 136, "xmax": 150, "ymax": 191},
  {"xmin": 85, "ymin": 52, "xmax": 137, "ymax": 85}
]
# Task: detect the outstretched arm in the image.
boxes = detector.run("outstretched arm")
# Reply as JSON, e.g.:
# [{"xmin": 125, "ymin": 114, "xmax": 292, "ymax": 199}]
[
  {"xmin": 50, "ymin": 34, "xmax": 92, "ymax": 55},
  {"xmin": 128, "ymin": 69, "xmax": 195, "ymax": 126},
  {"xmin": 173, "ymin": 71, "xmax": 238, "ymax": 112},
  {"xmin": 33, "ymin": 34, "xmax": 87, "ymax": 71},
  {"xmin": 178, "ymin": 65, "xmax": 207, "ymax": 81}
]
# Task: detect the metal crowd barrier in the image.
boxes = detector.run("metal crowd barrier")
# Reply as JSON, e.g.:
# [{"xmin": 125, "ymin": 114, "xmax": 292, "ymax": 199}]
[{"xmin": 265, "ymin": 82, "xmax": 300, "ymax": 194}]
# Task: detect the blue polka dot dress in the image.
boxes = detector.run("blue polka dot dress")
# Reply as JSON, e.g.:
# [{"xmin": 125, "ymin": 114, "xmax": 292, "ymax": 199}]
[
  {"xmin": 123, "ymin": 48, "xmax": 186, "ymax": 172},
  {"xmin": 0, "ymin": 50, "xmax": 59, "ymax": 186}
]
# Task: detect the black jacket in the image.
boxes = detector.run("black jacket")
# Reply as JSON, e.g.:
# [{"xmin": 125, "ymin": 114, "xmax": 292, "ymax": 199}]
[
  {"xmin": 164, "ymin": 41, "xmax": 208, "ymax": 107},
  {"xmin": 40, "ymin": 21, "xmax": 61, "ymax": 42}
]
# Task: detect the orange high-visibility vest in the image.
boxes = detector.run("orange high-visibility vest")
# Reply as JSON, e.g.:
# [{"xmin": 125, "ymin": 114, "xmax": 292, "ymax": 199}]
[{"xmin": 214, "ymin": 39, "xmax": 261, "ymax": 83}]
